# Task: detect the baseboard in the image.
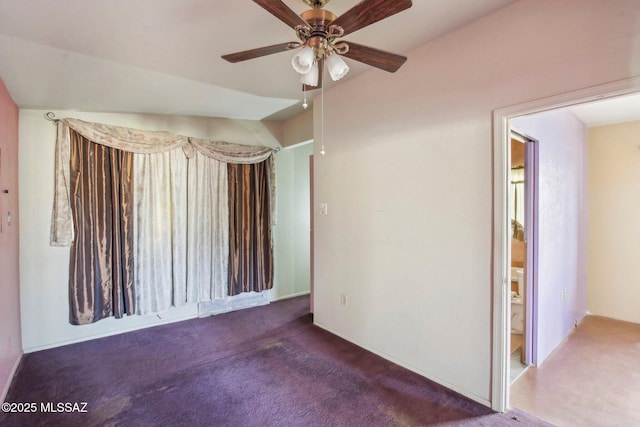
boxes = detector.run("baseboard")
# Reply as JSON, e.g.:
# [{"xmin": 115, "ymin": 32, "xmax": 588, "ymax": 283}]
[
  {"xmin": 1, "ymin": 353, "xmax": 23, "ymax": 402},
  {"xmin": 23, "ymin": 291, "xmax": 312, "ymax": 353},
  {"xmin": 23, "ymin": 313, "xmax": 198, "ymax": 354},
  {"xmin": 535, "ymin": 312, "xmax": 587, "ymax": 367},
  {"xmin": 270, "ymin": 291, "xmax": 310, "ymax": 302},
  {"xmin": 198, "ymin": 292, "xmax": 270, "ymax": 317},
  {"xmin": 313, "ymin": 320, "xmax": 491, "ymax": 408},
  {"xmin": 197, "ymin": 290, "xmax": 311, "ymax": 317}
]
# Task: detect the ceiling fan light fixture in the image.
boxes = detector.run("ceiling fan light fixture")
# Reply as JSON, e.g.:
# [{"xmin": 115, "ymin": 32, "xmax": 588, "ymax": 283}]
[
  {"xmin": 292, "ymin": 46, "xmax": 316, "ymax": 74},
  {"xmin": 300, "ymin": 62, "xmax": 319, "ymax": 87},
  {"xmin": 223, "ymin": 0, "xmax": 413, "ymax": 96},
  {"xmin": 326, "ymin": 53, "xmax": 349, "ymax": 81}
]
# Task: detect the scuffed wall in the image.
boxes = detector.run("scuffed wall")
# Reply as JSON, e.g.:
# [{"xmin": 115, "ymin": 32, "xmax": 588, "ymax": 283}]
[{"xmin": 0, "ymin": 76, "xmax": 21, "ymax": 401}]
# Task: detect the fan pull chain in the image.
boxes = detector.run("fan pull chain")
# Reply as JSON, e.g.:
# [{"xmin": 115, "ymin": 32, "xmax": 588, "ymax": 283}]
[
  {"xmin": 302, "ymin": 85, "xmax": 308, "ymax": 109},
  {"xmin": 320, "ymin": 82, "xmax": 325, "ymax": 156}
]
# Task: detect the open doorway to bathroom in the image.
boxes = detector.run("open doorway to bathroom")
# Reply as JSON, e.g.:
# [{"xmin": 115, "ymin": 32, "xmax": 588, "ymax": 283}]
[
  {"xmin": 492, "ymin": 76, "xmax": 640, "ymax": 413},
  {"xmin": 508, "ymin": 130, "xmax": 538, "ymax": 384}
]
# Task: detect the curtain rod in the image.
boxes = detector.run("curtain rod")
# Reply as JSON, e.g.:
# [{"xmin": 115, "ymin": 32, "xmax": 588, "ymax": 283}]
[
  {"xmin": 44, "ymin": 112, "xmax": 281, "ymax": 153},
  {"xmin": 45, "ymin": 112, "xmax": 60, "ymax": 124}
]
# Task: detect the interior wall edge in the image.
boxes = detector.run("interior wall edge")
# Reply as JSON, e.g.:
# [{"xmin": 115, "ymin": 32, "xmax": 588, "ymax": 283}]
[
  {"xmin": 0, "ymin": 75, "xmax": 21, "ymax": 406},
  {"xmin": 0, "ymin": 355, "xmax": 23, "ymax": 402}
]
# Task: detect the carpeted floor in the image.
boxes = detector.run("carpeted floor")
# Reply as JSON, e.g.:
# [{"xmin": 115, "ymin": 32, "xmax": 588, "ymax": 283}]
[{"xmin": 1, "ymin": 296, "xmax": 555, "ymax": 426}]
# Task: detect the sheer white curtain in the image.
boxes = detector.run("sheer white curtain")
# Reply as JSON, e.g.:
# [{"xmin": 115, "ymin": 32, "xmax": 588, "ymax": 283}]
[
  {"xmin": 133, "ymin": 150, "xmax": 189, "ymax": 314},
  {"xmin": 187, "ymin": 151, "xmax": 229, "ymax": 302}
]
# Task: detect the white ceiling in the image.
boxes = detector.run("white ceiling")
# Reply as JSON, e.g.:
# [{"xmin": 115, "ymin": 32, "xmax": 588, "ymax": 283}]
[
  {"xmin": 567, "ymin": 93, "xmax": 640, "ymax": 128},
  {"xmin": 0, "ymin": 0, "xmax": 520, "ymax": 120}
]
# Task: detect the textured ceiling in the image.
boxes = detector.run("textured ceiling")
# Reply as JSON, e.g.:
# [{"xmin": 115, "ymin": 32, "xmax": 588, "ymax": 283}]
[{"xmin": 0, "ymin": 0, "xmax": 519, "ymax": 120}]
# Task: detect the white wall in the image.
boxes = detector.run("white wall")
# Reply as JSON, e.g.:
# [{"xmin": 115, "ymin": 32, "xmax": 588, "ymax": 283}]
[
  {"xmin": 588, "ymin": 120, "xmax": 640, "ymax": 324},
  {"xmin": 293, "ymin": 144, "xmax": 313, "ymax": 294},
  {"xmin": 18, "ymin": 109, "xmax": 300, "ymax": 352},
  {"xmin": 272, "ymin": 142, "xmax": 313, "ymax": 300},
  {"xmin": 512, "ymin": 109, "xmax": 588, "ymax": 364},
  {"xmin": 313, "ymin": 0, "xmax": 640, "ymax": 405}
]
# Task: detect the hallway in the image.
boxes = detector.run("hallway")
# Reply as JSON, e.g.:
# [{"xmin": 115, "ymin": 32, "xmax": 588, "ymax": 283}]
[{"xmin": 511, "ymin": 315, "xmax": 640, "ymax": 426}]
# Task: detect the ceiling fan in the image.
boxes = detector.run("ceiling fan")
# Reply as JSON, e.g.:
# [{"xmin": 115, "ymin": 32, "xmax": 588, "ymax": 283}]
[{"xmin": 222, "ymin": 0, "xmax": 413, "ymax": 90}]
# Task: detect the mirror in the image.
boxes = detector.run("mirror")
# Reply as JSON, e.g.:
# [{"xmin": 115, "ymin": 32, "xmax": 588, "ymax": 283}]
[{"xmin": 510, "ymin": 138, "xmax": 525, "ymax": 241}]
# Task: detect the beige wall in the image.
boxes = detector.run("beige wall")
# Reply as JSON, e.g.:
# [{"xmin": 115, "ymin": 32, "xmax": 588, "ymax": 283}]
[
  {"xmin": 588, "ymin": 120, "xmax": 640, "ymax": 324},
  {"xmin": 0, "ymin": 77, "xmax": 21, "ymax": 401},
  {"xmin": 313, "ymin": 0, "xmax": 640, "ymax": 405},
  {"xmin": 282, "ymin": 109, "xmax": 313, "ymax": 147}
]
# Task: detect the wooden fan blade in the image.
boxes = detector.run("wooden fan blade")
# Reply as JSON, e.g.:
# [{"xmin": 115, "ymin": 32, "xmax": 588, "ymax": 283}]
[
  {"xmin": 253, "ymin": 0, "xmax": 310, "ymax": 29},
  {"xmin": 330, "ymin": 0, "xmax": 412, "ymax": 36},
  {"xmin": 222, "ymin": 42, "xmax": 300, "ymax": 63},
  {"xmin": 341, "ymin": 41, "xmax": 407, "ymax": 73}
]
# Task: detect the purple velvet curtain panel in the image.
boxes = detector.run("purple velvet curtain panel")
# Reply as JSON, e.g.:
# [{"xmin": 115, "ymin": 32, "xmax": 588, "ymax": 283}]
[
  {"xmin": 228, "ymin": 160, "xmax": 274, "ymax": 295},
  {"xmin": 68, "ymin": 129, "xmax": 135, "ymax": 325}
]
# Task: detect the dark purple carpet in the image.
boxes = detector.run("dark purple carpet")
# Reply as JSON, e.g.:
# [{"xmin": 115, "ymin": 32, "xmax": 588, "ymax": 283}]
[{"xmin": 1, "ymin": 296, "xmax": 555, "ymax": 426}]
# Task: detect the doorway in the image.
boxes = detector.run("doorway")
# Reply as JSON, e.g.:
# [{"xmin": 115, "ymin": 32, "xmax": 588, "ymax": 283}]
[{"xmin": 491, "ymin": 76, "xmax": 640, "ymax": 412}]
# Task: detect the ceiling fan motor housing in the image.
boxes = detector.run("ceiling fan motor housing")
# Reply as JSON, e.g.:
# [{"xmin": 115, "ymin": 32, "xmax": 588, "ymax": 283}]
[
  {"xmin": 300, "ymin": 9, "xmax": 338, "ymax": 36},
  {"xmin": 299, "ymin": 9, "xmax": 342, "ymax": 57}
]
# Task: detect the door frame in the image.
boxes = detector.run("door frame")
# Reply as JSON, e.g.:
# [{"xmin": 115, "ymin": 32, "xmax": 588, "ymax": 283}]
[
  {"xmin": 523, "ymin": 131, "xmax": 539, "ymax": 366},
  {"xmin": 310, "ymin": 153, "xmax": 314, "ymax": 313},
  {"xmin": 491, "ymin": 76, "xmax": 640, "ymax": 412}
]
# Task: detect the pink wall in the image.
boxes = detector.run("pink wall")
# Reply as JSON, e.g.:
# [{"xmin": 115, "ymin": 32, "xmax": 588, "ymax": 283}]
[
  {"xmin": 0, "ymin": 76, "xmax": 22, "ymax": 400},
  {"xmin": 511, "ymin": 109, "xmax": 588, "ymax": 364}
]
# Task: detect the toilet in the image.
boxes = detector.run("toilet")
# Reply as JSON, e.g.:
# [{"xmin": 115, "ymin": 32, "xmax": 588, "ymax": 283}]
[{"xmin": 511, "ymin": 267, "xmax": 524, "ymax": 333}]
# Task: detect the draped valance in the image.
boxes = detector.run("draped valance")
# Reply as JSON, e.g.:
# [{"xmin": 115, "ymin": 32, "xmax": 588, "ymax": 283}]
[
  {"xmin": 59, "ymin": 117, "xmax": 275, "ymax": 159},
  {"xmin": 51, "ymin": 118, "xmax": 277, "ymax": 246},
  {"xmin": 62, "ymin": 118, "xmax": 189, "ymax": 154}
]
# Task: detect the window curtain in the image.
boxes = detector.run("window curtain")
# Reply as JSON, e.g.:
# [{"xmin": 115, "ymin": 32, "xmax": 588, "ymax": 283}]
[
  {"xmin": 51, "ymin": 118, "xmax": 189, "ymax": 247},
  {"xmin": 68, "ymin": 129, "xmax": 135, "ymax": 324},
  {"xmin": 51, "ymin": 118, "xmax": 276, "ymax": 324},
  {"xmin": 51, "ymin": 118, "xmax": 274, "ymax": 247},
  {"xmin": 133, "ymin": 149, "xmax": 189, "ymax": 315},
  {"xmin": 187, "ymin": 151, "xmax": 229, "ymax": 302},
  {"xmin": 228, "ymin": 161, "xmax": 274, "ymax": 295}
]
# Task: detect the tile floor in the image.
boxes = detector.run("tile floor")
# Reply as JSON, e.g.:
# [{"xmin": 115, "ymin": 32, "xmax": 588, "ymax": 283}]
[
  {"xmin": 510, "ymin": 348, "xmax": 527, "ymax": 383},
  {"xmin": 510, "ymin": 315, "xmax": 640, "ymax": 427}
]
